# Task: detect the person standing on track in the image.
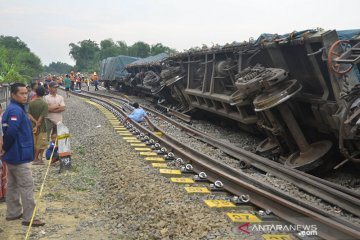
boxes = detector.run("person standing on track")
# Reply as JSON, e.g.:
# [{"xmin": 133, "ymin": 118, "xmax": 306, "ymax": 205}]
[
  {"xmin": 64, "ymin": 74, "xmax": 71, "ymax": 98},
  {"xmin": 85, "ymin": 75, "xmax": 90, "ymax": 91},
  {"xmin": 91, "ymin": 72, "xmax": 99, "ymax": 91},
  {"xmin": 1, "ymin": 83, "xmax": 45, "ymax": 227},
  {"xmin": 75, "ymin": 72, "xmax": 81, "ymax": 90},
  {"xmin": 69, "ymin": 71, "xmax": 75, "ymax": 91}
]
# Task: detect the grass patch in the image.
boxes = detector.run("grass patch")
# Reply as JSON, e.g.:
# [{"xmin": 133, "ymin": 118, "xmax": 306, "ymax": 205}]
[
  {"xmin": 77, "ymin": 146, "xmax": 86, "ymax": 155},
  {"xmin": 44, "ymin": 192, "xmax": 64, "ymax": 200},
  {"xmin": 70, "ymin": 164, "xmax": 80, "ymax": 173}
]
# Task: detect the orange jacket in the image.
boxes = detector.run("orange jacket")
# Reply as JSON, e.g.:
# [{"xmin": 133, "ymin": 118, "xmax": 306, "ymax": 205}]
[{"xmin": 91, "ymin": 75, "xmax": 98, "ymax": 81}]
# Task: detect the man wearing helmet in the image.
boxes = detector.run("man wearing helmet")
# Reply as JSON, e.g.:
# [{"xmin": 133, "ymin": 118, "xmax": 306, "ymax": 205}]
[{"xmin": 91, "ymin": 72, "xmax": 99, "ymax": 91}]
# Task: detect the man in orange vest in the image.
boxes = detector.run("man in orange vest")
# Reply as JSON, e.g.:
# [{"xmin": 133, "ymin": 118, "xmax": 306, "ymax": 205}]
[
  {"xmin": 75, "ymin": 72, "xmax": 81, "ymax": 90},
  {"xmin": 91, "ymin": 72, "xmax": 99, "ymax": 91}
]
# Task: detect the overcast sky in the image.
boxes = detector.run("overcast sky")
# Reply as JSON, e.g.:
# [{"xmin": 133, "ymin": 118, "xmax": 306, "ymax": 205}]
[{"xmin": 0, "ymin": 0, "xmax": 359, "ymax": 65}]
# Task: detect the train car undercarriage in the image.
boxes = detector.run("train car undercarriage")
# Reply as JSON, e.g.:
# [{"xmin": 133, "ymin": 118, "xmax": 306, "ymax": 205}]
[{"xmin": 101, "ymin": 29, "xmax": 360, "ymax": 172}]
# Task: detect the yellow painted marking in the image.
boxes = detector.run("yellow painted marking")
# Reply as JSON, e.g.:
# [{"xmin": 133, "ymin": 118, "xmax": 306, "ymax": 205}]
[
  {"xmin": 184, "ymin": 187, "xmax": 210, "ymax": 193},
  {"xmin": 262, "ymin": 234, "xmax": 294, "ymax": 240},
  {"xmin": 130, "ymin": 143, "xmax": 146, "ymax": 147},
  {"xmin": 126, "ymin": 140, "xmax": 141, "ymax": 143},
  {"xmin": 119, "ymin": 133, "xmax": 133, "ymax": 136},
  {"xmin": 227, "ymin": 213, "xmax": 262, "ymax": 223},
  {"xmin": 170, "ymin": 178, "xmax": 194, "ymax": 183},
  {"xmin": 144, "ymin": 157, "xmax": 165, "ymax": 162},
  {"xmin": 154, "ymin": 132, "xmax": 163, "ymax": 137},
  {"xmin": 114, "ymin": 128, "xmax": 127, "ymax": 130},
  {"xmin": 123, "ymin": 137, "xmax": 137, "ymax": 140},
  {"xmin": 151, "ymin": 163, "xmax": 168, "ymax": 168},
  {"xmin": 117, "ymin": 131, "xmax": 130, "ymax": 133},
  {"xmin": 86, "ymin": 101, "xmax": 98, "ymax": 105},
  {"xmin": 159, "ymin": 169, "xmax": 181, "ymax": 175},
  {"xmin": 140, "ymin": 152, "xmax": 157, "ymax": 156},
  {"xmin": 204, "ymin": 200, "xmax": 236, "ymax": 208},
  {"xmin": 134, "ymin": 148, "xmax": 152, "ymax": 151}
]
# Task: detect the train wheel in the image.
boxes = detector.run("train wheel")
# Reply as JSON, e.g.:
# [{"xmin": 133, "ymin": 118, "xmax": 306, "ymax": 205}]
[{"xmin": 327, "ymin": 40, "xmax": 353, "ymax": 75}]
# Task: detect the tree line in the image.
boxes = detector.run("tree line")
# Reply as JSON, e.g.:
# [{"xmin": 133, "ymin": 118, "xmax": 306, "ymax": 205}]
[
  {"xmin": 68, "ymin": 39, "xmax": 176, "ymax": 73},
  {"xmin": 0, "ymin": 35, "xmax": 177, "ymax": 82},
  {"xmin": 0, "ymin": 36, "xmax": 43, "ymax": 83}
]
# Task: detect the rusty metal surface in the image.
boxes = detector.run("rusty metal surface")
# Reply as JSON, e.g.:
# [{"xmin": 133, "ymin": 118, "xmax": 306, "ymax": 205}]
[{"xmin": 100, "ymin": 30, "xmax": 360, "ymax": 171}]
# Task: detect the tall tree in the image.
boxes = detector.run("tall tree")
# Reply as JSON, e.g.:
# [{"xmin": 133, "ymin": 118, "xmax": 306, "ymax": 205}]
[
  {"xmin": 128, "ymin": 41, "xmax": 151, "ymax": 58},
  {"xmin": 68, "ymin": 39, "xmax": 175, "ymax": 72},
  {"xmin": 44, "ymin": 62, "xmax": 73, "ymax": 74},
  {"xmin": 116, "ymin": 41, "xmax": 129, "ymax": 55},
  {"xmin": 99, "ymin": 38, "xmax": 121, "ymax": 59},
  {"xmin": 69, "ymin": 39, "xmax": 100, "ymax": 72},
  {"xmin": 0, "ymin": 36, "xmax": 42, "ymax": 83},
  {"xmin": 150, "ymin": 43, "xmax": 176, "ymax": 55},
  {"xmin": 0, "ymin": 36, "xmax": 29, "ymax": 51}
]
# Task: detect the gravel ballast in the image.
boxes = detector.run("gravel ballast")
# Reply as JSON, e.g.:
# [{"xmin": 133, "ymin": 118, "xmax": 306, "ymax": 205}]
[{"xmin": 1, "ymin": 92, "xmax": 252, "ymax": 240}]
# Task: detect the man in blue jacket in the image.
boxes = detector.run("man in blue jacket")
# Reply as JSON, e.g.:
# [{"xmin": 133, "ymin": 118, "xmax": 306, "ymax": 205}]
[{"xmin": 1, "ymin": 83, "xmax": 45, "ymax": 227}]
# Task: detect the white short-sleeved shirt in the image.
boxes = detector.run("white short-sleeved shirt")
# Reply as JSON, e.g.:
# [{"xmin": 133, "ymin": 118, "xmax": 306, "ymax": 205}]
[{"xmin": 44, "ymin": 94, "xmax": 65, "ymax": 124}]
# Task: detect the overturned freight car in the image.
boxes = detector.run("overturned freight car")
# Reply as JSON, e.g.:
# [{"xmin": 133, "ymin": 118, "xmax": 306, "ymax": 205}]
[
  {"xmin": 104, "ymin": 29, "xmax": 360, "ymax": 171},
  {"xmin": 166, "ymin": 29, "xmax": 360, "ymax": 171},
  {"xmin": 99, "ymin": 55, "xmax": 140, "ymax": 89},
  {"xmin": 122, "ymin": 53, "xmax": 169, "ymax": 96}
]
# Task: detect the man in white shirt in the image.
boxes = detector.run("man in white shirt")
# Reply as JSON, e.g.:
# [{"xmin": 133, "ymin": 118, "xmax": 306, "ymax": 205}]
[{"xmin": 44, "ymin": 82, "xmax": 65, "ymax": 140}]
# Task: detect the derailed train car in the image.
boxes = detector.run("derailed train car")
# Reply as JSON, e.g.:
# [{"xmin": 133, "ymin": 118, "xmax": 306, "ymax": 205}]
[
  {"xmin": 99, "ymin": 55, "xmax": 140, "ymax": 89},
  {"xmin": 103, "ymin": 29, "xmax": 360, "ymax": 171}
]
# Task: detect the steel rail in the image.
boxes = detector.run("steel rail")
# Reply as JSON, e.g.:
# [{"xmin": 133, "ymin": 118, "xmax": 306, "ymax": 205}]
[
  {"xmin": 77, "ymin": 90, "xmax": 360, "ymax": 215},
  {"xmin": 80, "ymin": 91, "xmax": 360, "ymax": 239},
  {"xmin": 74, "ymin": 92, "xmax": 360, "ymax": 240}
]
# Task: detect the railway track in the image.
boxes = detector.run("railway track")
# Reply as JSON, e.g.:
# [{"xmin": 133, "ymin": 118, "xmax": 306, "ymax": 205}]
[{"xmin": 71, "ymin": 89, "xmax": 360, "ymax": 239}]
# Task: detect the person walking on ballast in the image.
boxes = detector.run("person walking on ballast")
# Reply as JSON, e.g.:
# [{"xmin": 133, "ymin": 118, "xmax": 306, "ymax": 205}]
[{"xmin": 1, "ymin": 83, "xmax": 45, "ymax": 227}]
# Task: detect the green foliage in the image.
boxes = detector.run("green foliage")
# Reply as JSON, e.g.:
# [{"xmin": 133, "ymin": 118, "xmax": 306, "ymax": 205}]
[
  {"xmin": 128, "ymin": 41, "xmax": 151, "ymax": 58},
  {"xmin": 44, "ymin": 61, "xmax": 73, "ymax": 74},
  {"xmin": 69, "ymin": 39, "xmax": 100, "ymax": 73},
  {"xmin": 0, "ymin": 36, "xmax": 29, "ymax": 51},
  {"xmin": 69, "ymin": 39, "xmax": 176, "ymax": 72},
  {"xmin": 150, "ymin": 43, "xmax": 176, "ymax": 55},
  {"xmin": 0, "ymin": 35, "xmax": 43, "ymax": 83}
]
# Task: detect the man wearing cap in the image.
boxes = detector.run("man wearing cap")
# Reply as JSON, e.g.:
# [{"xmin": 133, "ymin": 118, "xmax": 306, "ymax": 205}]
[{"xmin": 44, "ymin": 82, "xmax": 65, "ymax": 140}]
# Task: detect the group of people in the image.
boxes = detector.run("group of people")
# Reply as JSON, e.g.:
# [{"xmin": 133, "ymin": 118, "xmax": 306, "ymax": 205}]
[
  {"xmin": 0, "ymin": 80, "xmax": 66, "ymax": 227},
  {"xmin": 46, "ymin": 71, "xmax": 99, "ymax": 97},
  {"xmin": 0, "ymin": 78, "xmax": 149, "ymax": 229}
]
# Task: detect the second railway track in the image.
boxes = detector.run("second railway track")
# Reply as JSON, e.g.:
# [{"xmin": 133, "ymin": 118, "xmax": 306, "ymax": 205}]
[{"xmin": 72, "ymin": 89, "xmax": 360, "ymax": 239}]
